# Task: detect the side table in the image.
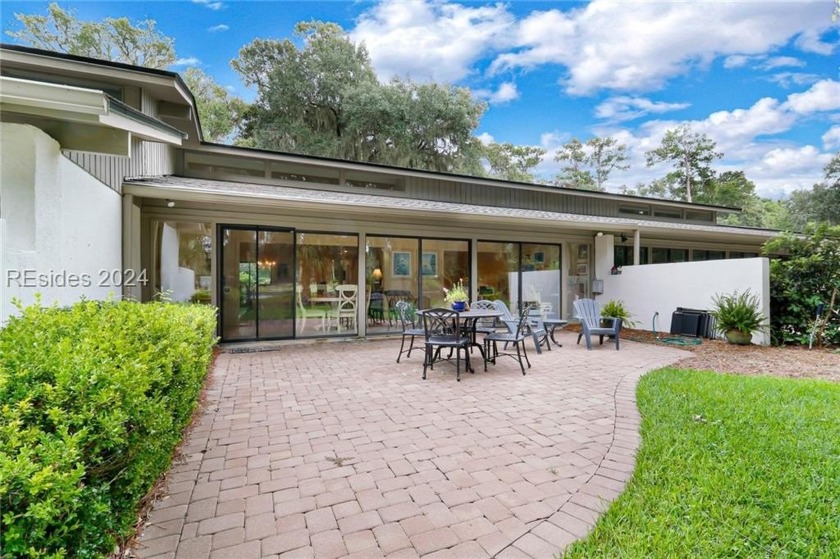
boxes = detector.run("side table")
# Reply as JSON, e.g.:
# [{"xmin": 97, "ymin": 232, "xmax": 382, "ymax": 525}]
[{"xmin": 543, "ymin": 319, "xmax": 569, "ymax": 347}]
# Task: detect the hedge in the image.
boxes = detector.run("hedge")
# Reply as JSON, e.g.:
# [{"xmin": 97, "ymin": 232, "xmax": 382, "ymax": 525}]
[{"xmin": 0, "ymin": 299, "xmax": 217, "ymax": 558}]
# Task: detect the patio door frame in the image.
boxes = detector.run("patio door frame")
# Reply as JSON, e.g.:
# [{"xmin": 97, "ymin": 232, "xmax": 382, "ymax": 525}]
[{"xmin": 217, "ymin": 224, "xmax": 296, "ymax": 342}]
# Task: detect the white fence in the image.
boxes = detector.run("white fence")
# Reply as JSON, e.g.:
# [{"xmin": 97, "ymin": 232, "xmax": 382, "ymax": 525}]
[{"xmin": 599, "ymin": 257, "xmax": 771, "ymax": 345}]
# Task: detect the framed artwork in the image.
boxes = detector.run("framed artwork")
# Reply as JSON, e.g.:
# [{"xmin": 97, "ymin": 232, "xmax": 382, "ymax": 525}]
[
  {"xmin": 392, "ymin": 251, "xmax": 412, "ymax": 277},
  {"xmin": 576, "ymin": 264, "xmax": 589, "ymax": 276},
  {"xmin": 533, "ymin": 251, "xmax": 545, "ymax": 264},
  {"xmin": 421, "ymin": 252, "xmax": 438, "ymax": 276},
  {"xmin": 578, "ymin": 245, "xmax": 589, "ymax": 260}
]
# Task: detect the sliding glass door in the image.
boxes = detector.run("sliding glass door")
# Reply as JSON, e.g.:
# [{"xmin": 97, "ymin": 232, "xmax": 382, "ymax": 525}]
[{"xmin": 219, "ymin": 226, "xmax": 295, "ymax": 341}]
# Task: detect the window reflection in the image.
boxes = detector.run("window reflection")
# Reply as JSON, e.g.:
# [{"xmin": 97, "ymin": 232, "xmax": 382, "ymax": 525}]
[
  {"xmin": 296, "ymin": 233, "xmax": 359, "ymax": 337},
  {"xmin": 153, "ymin": 221, "xmax": 212, "ymax": 303}
]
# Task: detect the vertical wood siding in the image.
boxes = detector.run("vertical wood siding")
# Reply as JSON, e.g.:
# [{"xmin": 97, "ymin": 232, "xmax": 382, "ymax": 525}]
[{"xmin": 403, "ymin": 176, "xmax": 618, "ymax": 217}]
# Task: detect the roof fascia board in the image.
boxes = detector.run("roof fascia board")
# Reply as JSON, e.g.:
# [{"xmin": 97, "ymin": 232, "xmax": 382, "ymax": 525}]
[
  {"xmin": 0, "ymin": 47, "xmax": 191, "ymax": 97},
  {"xmin": 191, "ymin": 142, "xmax": 737, "ymax": 213},
  {"xmin": 0, "ymin": 76, "xmax": 107, "ymax": 115}
]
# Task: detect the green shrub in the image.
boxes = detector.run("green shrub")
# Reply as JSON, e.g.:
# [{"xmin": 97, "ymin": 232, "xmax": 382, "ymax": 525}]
[
  {"xmin": 763, "ymin": 224, "xmax": 840, "ymax": 345},
  {"xmin": 600, "ymin": 299, "xmax": 637, "ymax": 328},
  {"xmin": 0, "ymin": 299, "xmax": 217, "ymax": 558},
  {"xmin": 710, "ymin": 289, "xmax": 768, "ymax": 335}
]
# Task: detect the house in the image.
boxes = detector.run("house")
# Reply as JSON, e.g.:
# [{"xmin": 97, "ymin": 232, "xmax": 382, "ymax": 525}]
[{"xmin": 0, "ymin": 45, "xmax": 774, "ymax": 343}]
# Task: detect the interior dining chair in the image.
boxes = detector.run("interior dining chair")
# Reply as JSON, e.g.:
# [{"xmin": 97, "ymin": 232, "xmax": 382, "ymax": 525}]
[
  {"xmin": 334, "ymin": 284, "xmax": 358, "ymax": 334},
  {"xmin": 296, "ymin": 284, "xmax": 327, "ymax": 333}
]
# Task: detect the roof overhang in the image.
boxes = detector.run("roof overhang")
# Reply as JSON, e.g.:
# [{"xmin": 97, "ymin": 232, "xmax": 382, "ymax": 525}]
[
  {"xmin": 0, "ymin": 76, "xmax": 186, "ymax": 155},
  {"xmin": 125, "ymin": 175, "xmax": 777, "ymax": 245}
]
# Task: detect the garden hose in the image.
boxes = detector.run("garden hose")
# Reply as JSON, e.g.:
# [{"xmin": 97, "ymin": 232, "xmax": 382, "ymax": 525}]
[{"xmin": 652, "ymin": 312, "xmax": 703, "ymax": 346}]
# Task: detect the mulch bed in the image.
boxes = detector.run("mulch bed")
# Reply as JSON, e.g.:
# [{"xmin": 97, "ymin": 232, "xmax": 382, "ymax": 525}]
[{"xmin": 611, "ymin": 326, "xmax": 840, "ymax": 383}]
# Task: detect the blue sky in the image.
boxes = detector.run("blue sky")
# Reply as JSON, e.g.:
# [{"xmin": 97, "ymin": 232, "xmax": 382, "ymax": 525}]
[{"xmin": 3, "ymin": 1, "xmax": 839, "ymax": 199}]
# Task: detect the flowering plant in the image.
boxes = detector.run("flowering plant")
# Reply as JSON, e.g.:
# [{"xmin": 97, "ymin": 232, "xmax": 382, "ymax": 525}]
[{"xmin": 443, "ymin": 280, "xmax": 469, "ymax": 304}]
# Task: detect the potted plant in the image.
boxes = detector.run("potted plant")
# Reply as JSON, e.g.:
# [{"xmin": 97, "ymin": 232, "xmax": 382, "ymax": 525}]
[
  {"xmin": 601, "ymin": 299, "xmax": 636, "ymax": 329},
  {"xmin": 710, "ymin": 289, "xmax": 767, "ymax": 345},
  {"xmin": 443, "ymin": 280, "xmax": 469, "ymax": 311}
]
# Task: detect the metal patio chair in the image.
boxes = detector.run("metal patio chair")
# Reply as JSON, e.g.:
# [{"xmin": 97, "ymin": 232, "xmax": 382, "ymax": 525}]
[
  {"xmin": 422, "ymin": 308, "xmax": 473, "ymax": 382},
  {"xmin": 483, "ymin": 304, "xmax": 532, "ymax": 375},
  {"xmin": 493, "ymin": 300, "xmax": 549, "ymax": 354},
  {"xmin": 395, "ymin": 300, "xmax": 425, "ymax": 363}
]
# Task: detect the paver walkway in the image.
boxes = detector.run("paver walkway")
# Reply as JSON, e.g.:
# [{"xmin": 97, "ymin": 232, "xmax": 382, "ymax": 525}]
[{"xmin": 136, "ymin": 332, "xmax": 688, "ymax": 558}]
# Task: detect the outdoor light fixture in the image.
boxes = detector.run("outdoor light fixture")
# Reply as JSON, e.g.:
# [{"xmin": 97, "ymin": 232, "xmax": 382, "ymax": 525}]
[
  {"xmin": 166, "ymin": 199, "xmax": 175, "ymax": 208},
  {"xmin": 596, "ymin": 231, "xmax": 604, "ymax": 237},
  {"xmin": 620, "ymin": 233, "xmax": 628, "ymax": 243}
]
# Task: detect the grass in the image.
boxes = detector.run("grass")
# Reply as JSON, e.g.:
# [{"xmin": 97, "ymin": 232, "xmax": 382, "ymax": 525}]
[{"xmin": 564, "ymin": 368, "xmax": 840, "ymax": 558}]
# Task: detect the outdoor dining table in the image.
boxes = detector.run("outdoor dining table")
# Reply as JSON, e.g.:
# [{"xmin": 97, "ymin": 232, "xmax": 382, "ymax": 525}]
[{"xmin": 417, "ymin": 307, "xmax": 504, "ymax": 370}]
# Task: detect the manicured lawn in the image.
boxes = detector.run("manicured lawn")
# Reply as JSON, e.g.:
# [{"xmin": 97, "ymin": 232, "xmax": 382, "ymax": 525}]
[{"xmin": 564, "ymin": 368, "xmax": 840, "ymax": 558}]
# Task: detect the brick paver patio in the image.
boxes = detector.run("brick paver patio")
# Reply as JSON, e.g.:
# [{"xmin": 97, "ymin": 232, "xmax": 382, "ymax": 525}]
[{"xmin": 136, "ymin": 332, "xmax": 688, "ymax": 558}]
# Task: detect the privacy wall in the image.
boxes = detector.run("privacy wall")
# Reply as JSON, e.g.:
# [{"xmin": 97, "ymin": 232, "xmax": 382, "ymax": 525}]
[{"xmin": 599, "ymin": 257, "xmax": 771, "ymax": 345}]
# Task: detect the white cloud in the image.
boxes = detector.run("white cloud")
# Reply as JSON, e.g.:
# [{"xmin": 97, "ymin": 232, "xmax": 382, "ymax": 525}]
[
  {"xmin": 474, "ymin": 82, "xmax": 519, "ymax": 105},
  {"xmin": 476, "ymin": 132, "xmax": 496, "ymax": 144},
  {"xmin": 595, "ymin": 96, "xmax": 690, "ymax": 122},
  {"xmin": 794, "ymin": 27, "xmax": 837, "ymax": 55},
  {"xmin": 784, "ymin": 79, "xmax": 840, "ymax": 114},
  {"xmin": 723, "ymin": 54, "xmax": 753, "ymax": 69},
  {"xmin": 489, "ymin": 0, "xmax": 833, "ymax": 95},
  {"xmin": 759, "ymin": 56, "xmax": 805, "ymax": 70},
  {"xmin": 172, "ymin": 57, "xmax": 201, "ymax": 67},
  {"xmin": 193, "ymin": 0, "xmax": 224, "ymax": 11},
  {"xmin": 822, "ymin": 126, "xmax": 840, "ymax": 150},
  {"xmin": 208, "ymin": 24, "xmax": 229, "ymax": 32},
  {"xmin": 350, "ymin": 0, "xmax": 514, "ymax": 83},
  {"xmin": 768, "ymin": 72, "xmax": 823, "ymax": 88}
]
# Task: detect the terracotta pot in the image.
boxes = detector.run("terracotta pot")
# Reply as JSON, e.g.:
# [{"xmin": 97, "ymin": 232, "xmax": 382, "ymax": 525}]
[{"xmin": 725, "ymin": 329, "xmax": 752, "ymax": 345}]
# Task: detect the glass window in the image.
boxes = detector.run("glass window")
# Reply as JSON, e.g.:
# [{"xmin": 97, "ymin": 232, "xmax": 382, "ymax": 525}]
[
  {"xmin": 686, "ymin": 210, "xmax": 714, "ymax": 222},
  {"xmin": 477, "ymin": 241, "xmax": 520, "ymax": 307},
  {"xmin": 692, "ymin": 250, "xmax": 725, "ymax": 261},
  {"xmin": 618, "ymin": 205, "xmax": 651, "ymax": 216},
  {"xmin": 522, "ymin": 244, "xmax": 561, "ymax": 318},
  {"xmin": 420, "ymin": 239, "xmax": 470, "ymax": 310},
  {"xmin": 653, "ymin": 208, "xmax": 683, "ymax": 219},
  {"xmin": 729, "ymin": 251, "xmax": 759, "ymax": 259},
  {"xmin": 366, "ymin": 236, "xmax": 420, "ymax": 334},
  {"xmin": 153, "ymin": 221, "xmax": 212, "ymax": 304},
  {"xmin": 296, "ymin": 232, "xmax": 359, "ymax": 337},
  {"xmin": 652, "ymin": 248, "xmax": 688, "ymax": 264},
  {"xmin": 615, "ymin": 245, "xmax": 649, "ymax": 266},
  {"xmin": 567, "ymin": 243, "xmax": 591, "ymax": 320}
]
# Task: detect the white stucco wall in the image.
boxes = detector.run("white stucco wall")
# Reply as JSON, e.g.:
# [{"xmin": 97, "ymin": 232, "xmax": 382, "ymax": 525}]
[
  {"xmin": 599, "ymin": 257, "xmax": 771, "ymax": 345},
  {"xmin": 1, "ymin": 123, "xmax": 122, "ymax": 323}
]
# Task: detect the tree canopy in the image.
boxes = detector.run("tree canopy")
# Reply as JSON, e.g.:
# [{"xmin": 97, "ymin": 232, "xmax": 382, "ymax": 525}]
[
  {"xmin": 553, "ymin": 137, "xmax": 628, "ymax": 191},
  {"xmin": 7, "ymin": 2, "xmax": 175, "ymax": 69},
  {"xmin": 232, "ymin": 21, "xmax": 487, "ymax": 172},
  {"xmin": 482, "ymin": 142, "xmax": 546, "ymax": 183},
  {"xmin": 182, "ymin": 68, "xmax": 248, "ymax": 143},
  {"xmin": 645, "ymin": 124, "xmax": 722, "ymax": 203},
  {"xmin": 787, "ymin": 152, "xmax": 840, "ymax": 230}
]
